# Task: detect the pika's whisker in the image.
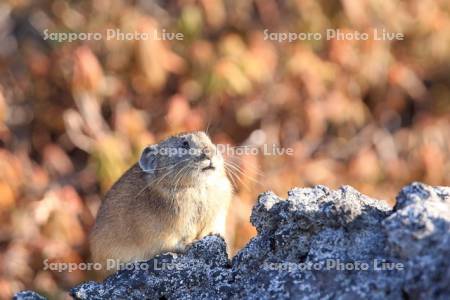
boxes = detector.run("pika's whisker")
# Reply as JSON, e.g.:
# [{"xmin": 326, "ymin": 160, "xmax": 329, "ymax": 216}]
[
  {"xmin": 224, "ymin": 163, "xmax": 253, "ymax": 190},
  {"xmin": 226, "ymin": 167, "xmax": 238, "ymax": 188},
  {"xmin": 224, "ymin": 161, "xmax": 260, "ymax": 185},
  {"xmin": 172, "ymin": 163, "xmax": 190, "ymax": 191},
  {"xmin": 226, "ymin": 158, "xmax": 264, "ymax": 177},
  {"xmin": 225, "ymin": 166, "xmax": 251, "ymax": 191},
  {"xmin": 205, "ymin": 119, "xmax": 211, "ymax": 136},
  {"xmin": 135, "ymin": 159, "xmax": 190, "ymax": 198}
]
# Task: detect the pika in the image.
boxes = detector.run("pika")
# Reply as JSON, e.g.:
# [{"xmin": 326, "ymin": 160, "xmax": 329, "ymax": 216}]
[{"xmin": 89, "ymin": 131, "xmax": 232, "ymax": 276}]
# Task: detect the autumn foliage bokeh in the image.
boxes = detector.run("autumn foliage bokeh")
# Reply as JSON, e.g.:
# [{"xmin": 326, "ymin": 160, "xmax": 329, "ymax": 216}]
[{"xmin": 0, "ymin": 0, "xmax": 449, "ymax": 298}]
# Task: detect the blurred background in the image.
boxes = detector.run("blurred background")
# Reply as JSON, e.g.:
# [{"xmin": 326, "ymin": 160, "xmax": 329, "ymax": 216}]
[{"xmin": 0, "ymin": 0, "xmax": 449, "ymax": 298}]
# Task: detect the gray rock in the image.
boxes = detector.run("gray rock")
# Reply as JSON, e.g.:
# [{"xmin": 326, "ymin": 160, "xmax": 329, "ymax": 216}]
[
  {"xmin": 16, "ymin": 183, "xmax": 450, "ymax": 300},
  {"xmin": 383, "ymin": 183, "xmax": 450, "ymax": 299},
  {"xmin": 13, "ymin": 291, "xmax": 47, "ymax": 300}
]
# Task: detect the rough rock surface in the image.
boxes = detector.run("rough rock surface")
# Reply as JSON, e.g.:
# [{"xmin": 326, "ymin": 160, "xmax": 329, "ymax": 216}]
[{"xmin": 15, "ymin": 183, "xmax": 450, "ymax": 300}]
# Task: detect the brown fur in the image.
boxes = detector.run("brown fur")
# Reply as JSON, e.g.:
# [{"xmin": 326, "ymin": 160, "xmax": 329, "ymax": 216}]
[{"xmin": 89, "ymin": 132, "xmax": 232, "ymax": 276}]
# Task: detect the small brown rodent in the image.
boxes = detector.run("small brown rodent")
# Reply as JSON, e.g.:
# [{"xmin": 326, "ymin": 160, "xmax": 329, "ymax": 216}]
[{"xmin": 89, "ymin": 131, "xmax": 232, "ymax": 276}]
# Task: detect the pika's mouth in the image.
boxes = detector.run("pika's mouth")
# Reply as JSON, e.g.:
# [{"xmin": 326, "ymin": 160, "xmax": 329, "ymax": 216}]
[
  {"xmin": 201, "ymin": 160, "xmax": 215, "ymax": 171},
  {"xmin": 201, "ymin": 165, "xmax": 215, "ymax": 171}
]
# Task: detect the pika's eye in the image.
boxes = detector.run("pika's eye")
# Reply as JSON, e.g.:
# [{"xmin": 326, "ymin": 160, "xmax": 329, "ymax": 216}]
[{"xmin": 181, "ymin": 141, "xmax": 190, "ymax": 149}]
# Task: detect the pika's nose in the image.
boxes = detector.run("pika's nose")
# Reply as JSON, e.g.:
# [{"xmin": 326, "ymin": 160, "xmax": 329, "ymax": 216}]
[{"xmin": 200, "ymin": 147, "xmax": 211, "ymax": 160}]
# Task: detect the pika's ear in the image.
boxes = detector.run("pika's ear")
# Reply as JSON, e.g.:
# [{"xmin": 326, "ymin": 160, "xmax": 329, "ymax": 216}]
[{"xmin": 139, "ymin": 145, "xmax": 157, "ymax": 173}]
